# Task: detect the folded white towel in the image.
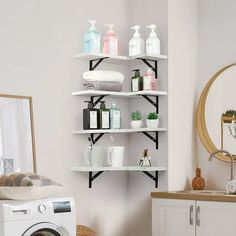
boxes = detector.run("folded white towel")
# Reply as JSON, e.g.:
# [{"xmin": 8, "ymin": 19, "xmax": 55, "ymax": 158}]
[
  {"xmin": 83, "ymin": 81, "xmax": 122, "ymax": 92},
  {"xmin": 83, "ymin": 70, "xmax": 124, "ymax": 83}
]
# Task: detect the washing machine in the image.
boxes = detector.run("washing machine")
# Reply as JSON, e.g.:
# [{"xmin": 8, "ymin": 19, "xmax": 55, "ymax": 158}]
[{"xmin": 0, "ymin": 197, "xmax": 76, "ymax": 236}]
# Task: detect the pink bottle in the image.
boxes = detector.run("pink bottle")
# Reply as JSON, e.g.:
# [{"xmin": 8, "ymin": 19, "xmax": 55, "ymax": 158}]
[
  {"xmin": 151, "ymin": 74, "xmax": 157, "ymax": 91},
  {"xmin": 103, "ymin": 24, "xmax": 119, "ymax": 56},
  {"xmin": 143, "ymin": 69, "xmax": 157, "ymax": 91}
]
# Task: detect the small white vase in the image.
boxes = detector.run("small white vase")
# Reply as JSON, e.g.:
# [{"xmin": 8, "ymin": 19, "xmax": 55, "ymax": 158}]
[
  {"xmin": 146, "ymin": 119, "xmax": 159, "ymax": 129},
  {"xmin": 130, "ymin": 120, "xmax": 143, "ymax": 129}
]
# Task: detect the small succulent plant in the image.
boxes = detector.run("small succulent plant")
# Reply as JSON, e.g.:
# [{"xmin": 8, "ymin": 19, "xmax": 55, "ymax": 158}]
[
  {"xmin": 222, "ymin": 110, "xmax": 236, "ymax": 117},
  {"xmin": 131, "ymin": 111, "xmax": 142, "ymax": 120},
  {"xmin": 147, "ymin": 112, "xmax": 159, "ymax": 120},
  {"xmin": 222, "ymin": 110, "xmax": 236, "ymax": 123}
]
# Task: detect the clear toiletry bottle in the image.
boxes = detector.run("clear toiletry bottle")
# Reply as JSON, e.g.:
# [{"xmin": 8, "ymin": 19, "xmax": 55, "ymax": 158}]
[
  {"xmin": 146, "ymin": 24, "xmax": 160, "ymax": 55},
  {"xmin": 129, "ymin": 25, "xmax": 145, "ymax": 57},
  {"xmin": 110, "ymin": 102, "xmax": 121, "ymax": 129},
  {"xmin": 131, "ymin": 69, "xmax": 143, "ymax": 92},
  {"xmin": 103, "ymin": 24, "xmax": 119, "ymax": 56},
  {"xmin": 99, "ymin": 101, "xmax": 110, "ymax": 129},
  {"xmin": 83, "ymin": 101, "xmax": 99, "ymax": 130},
  {"xmin": 84, "ymin": 20, "xmax": 101, "ymax": 53},
  {"xmin": 143, "ymin": 68, "xmax": 156, "ymax": 91}
]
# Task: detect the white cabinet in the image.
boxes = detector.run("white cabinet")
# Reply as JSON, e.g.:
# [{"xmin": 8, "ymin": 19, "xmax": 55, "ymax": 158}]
[
  {"xmin": 196, "ymin": 201, "xmax": 236, "ymax": 236},
  {"xmin": 152, "ymin": 198, "xmax": 236, "ymax": 236},
  {"xmin": 152, "ymin": 199, "xmax": 195, "ymax": 236}
]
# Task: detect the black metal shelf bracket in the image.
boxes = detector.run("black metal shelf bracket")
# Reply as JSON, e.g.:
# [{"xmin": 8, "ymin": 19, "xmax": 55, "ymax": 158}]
[
  {"xmin": 88, "ymin": 170, "xmax": 158, "ymax": 188},
  {"xmin": 90, "ymin": 95, "xmax": 107, "ymax": 108},
  {"xmin": 90, "ymin": 133, "xmax": 104, "ymax": 145},
  {"xmin": 142, "ymin": 131, "xmax": 159, "ymax": 149},
  {"xmin": 89, "ymin": 57, "xmax": 108, "ymax": 71},
  {"xmin": 89, "ymin": 131, "xmax": 159, "ymax": 148},
  {"xmin": 142, "ymin": 171, "xmax": 158, "ymax": 188},
  {"xmin": 138, "ymin": 58, "xmax": 158, "ymax": 78},
  {"xmin": 141, "ymin": 95, "xmax": 159, "ymax": 113},
  {"xmin": 89, "ymin": 171, "xmax": 104, "ymax": 188}
]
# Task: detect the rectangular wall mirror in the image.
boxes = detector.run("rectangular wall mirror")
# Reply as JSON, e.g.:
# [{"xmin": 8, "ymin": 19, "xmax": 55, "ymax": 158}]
[{"xmin": 0, "ymin": 94, "xmax": 36, "ymax": 174}]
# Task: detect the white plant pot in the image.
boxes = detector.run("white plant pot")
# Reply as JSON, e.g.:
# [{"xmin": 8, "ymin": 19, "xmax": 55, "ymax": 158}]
[
  {"xmin": 146, "ymin": 119, "xmax": 159, "ymax": 129},
  {"xmin": 130, "ymin": 120, "xmax": 143, "ymax": 129}
]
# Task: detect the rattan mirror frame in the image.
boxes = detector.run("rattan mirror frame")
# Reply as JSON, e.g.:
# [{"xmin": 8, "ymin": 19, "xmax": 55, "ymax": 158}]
[{"xmin": 196, "ymin": 63, "xmax": 236, "ymax": 162}]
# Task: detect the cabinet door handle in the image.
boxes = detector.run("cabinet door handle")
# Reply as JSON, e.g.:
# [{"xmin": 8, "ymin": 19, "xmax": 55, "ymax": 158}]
[
  {"xmin": 196, "ymin": 206, "xmax": 200, "ymax": 226},
  {"xmin": 189, "ymin": 205, "xmax": 194, "ymax": 225}
]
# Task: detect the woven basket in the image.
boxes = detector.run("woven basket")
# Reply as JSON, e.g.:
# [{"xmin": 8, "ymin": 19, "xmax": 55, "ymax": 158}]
[{"xmin": 76, "ymin": 225, "xmax": 95, "ymax": 236}]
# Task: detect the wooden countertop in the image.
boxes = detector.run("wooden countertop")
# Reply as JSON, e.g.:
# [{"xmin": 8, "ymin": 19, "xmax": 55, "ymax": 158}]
[{"xmin": 151, "ymin": 190, "xmax": 236, "ymax": 202}]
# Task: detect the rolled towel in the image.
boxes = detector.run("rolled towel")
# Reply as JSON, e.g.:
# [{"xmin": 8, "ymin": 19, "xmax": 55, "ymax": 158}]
[
  {"xmin": 83, "ymin": 81, "xmax": 122, "ymax": 92},
  {"xmin": 83, "ymin": 70, "xmax": 124, "ymax": 83}
]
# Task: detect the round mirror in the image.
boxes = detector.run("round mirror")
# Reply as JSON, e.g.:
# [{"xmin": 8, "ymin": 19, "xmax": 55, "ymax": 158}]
[{"xmin": 196, "ymin": 64, "xmax": 236, "ymax": 162}]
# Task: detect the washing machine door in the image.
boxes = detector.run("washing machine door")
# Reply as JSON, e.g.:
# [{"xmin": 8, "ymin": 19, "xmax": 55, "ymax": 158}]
[{"xmin": 22, "ymin": 222, "xmax": 69, "ymax": 236}]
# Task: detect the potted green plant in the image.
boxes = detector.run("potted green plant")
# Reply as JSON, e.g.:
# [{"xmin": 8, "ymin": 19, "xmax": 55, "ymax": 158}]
[
  {"xmin": 146, "ymin": 112, "xmax": 159, "ymax": 128},
  {"xmin": 222, "ymin": 110, "xmax": 236, "ymax": 123},
  {"xmin": 130, "ymin": 111, "xmax": 143, "ymax": 129}
]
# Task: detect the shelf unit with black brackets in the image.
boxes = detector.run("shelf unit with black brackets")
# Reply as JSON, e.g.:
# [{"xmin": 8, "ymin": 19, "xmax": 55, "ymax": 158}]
[
  {"xmin": 72, "ymin": 53, "xmax": 168, "ymax": 188},
  {"xmin": 72, "ymin": 90, "xmax": 167, "ymax": 149}
]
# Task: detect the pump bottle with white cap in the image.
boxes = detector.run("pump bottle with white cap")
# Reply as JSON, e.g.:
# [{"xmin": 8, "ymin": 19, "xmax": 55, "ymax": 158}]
[
  {"xmin": 103, "ymin": 24, "xmax": 119, "ymax": 56},
  {"xmin": 129, "ymin": 25, "xmax": 144, "ymax": 57},
  {"xmin": 84, "ymin": 20, "xmax": 101, "ymax": 53},
  {"xmin": 146, "ymin": 24, "xmax": 160, "ymax": 55}
]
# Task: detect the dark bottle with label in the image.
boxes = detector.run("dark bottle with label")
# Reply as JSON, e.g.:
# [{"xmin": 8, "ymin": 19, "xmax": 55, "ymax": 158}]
[
  {"xmin": 83, "ymin": 101, "xmax": 98, "ymax": 130},
  {"xmin": 99, "ymin": 101, "xmax": 110, "ymax": 129},
  {"xmin": 131, "ymin": 69, "xmax": 143, "ymax": 92}
]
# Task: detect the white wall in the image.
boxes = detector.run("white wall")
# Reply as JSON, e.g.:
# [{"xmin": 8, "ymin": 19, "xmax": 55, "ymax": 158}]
[
  {"xmin": 0, "ymin": 1, "xmax": 130, "ymax": 236},
  {"xmin": 127, "ymin": 1, "xmax": 168, "ymax": 236},
  {"xmin": 168, "ymin": 0, "xmax": 199, "ymax": 190},
  {"xmin": 197, "ymin": 0, "xmax": 236, "ymax": 189},
  {"xmin": 0, "ymin": 0, "xmax": 200, "ymax": 236},
  {"xmin": 127, "ymin": 1, "xmax": 199, "ymax": 236}
]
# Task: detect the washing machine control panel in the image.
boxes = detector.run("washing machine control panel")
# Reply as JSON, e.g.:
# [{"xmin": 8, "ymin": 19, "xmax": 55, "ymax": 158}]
[{"xmin": 38, "ymin": 204, "xmax": 47, "ymax": 213}]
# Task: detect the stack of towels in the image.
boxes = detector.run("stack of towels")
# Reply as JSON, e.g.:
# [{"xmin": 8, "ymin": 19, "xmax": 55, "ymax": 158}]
[{"xmin": 83, "ymin": 70, "xmax": 124, "ymax": 92}]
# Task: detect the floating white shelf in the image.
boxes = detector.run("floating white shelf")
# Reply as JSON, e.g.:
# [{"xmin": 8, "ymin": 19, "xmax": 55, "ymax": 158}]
[
  {"xmin": 73, "ymin": 52, "xmax": 167, "ymax": 65},
  {"xmin": 73, "ymin": 53, "xmax": 128, "ymax": 65},
  {"xmin": 72, "ymin": 127, "xmax": 167, "ymax": 135},
  {"xmin": 129, "ymin": 54, "xmax": 167, "ymax": 61},
  {"xmin": 72, "ymin": 90, "xmax": 168, "ymax": 97},
  {"xmin": 71, "ymin": 166, "xmax": 167, "ymax": 172},
  {"xmin": 71, "ymin": 165, "xmax": 167, "ymax": 188}
]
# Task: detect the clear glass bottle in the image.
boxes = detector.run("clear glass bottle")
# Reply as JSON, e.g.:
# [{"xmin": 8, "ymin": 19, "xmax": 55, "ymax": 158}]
[{"xmin": 110, "ymin": 102, "xmax": 121, "ymax": 129}]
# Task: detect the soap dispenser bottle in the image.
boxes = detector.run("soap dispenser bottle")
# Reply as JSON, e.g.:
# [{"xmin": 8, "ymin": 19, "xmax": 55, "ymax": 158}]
[
  {"xmin": 99, "ymin": 101, "xmax": 110, "ymax": 129},
  {"xmin": 103, "ymin": 24, "xmax": 119, "ymax": 56},
  {"xmin": 83, "ymin": 101, "xmax": 99, "ymax": 130},
  {"xmin": 84, "ymin": 20, "xmax": 101, "ymax": 53},
  {"xmin": 131, "ymin": 69, "xmax": 143, "ymax": 92},
  {"xmin": 110, "ymin": 102, "xmax": 121, "ymax": 129},
  {"xmin": 129, "ymin": 25, "xmax": 145, "ymax": 57},
  {"xmin": 146, "ymin": 24, "xmax": 160, "ymax": 55},
  {"xmin": 143, "ymin": 68, "xmax": 156, "ymax": 91}
]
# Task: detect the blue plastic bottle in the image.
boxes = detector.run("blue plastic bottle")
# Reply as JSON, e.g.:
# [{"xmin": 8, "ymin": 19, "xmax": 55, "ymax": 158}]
[
  {"xmin": 84, "ymin": 20, "xmax": 101, "ymax": 53},
  {"xmin": 110, "ymin": 102, "xmax": 121, "ymax": 129}
]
